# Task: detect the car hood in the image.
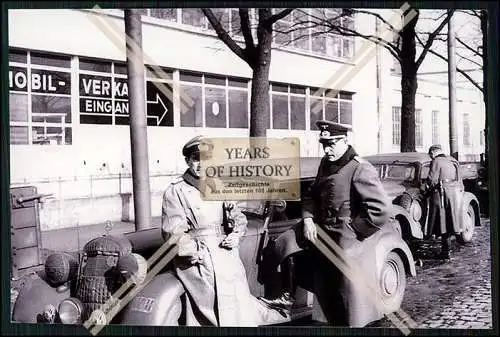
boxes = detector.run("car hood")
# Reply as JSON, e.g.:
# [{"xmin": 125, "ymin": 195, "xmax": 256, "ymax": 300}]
[{"xmin": 381, "ymin": 180, "xmax": 407, "ymax": 198}]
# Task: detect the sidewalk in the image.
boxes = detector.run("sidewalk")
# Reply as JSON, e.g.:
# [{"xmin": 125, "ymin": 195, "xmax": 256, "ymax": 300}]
[{"xmin": 40, "ymin": 217, "xmax": 162, "ymax": 252}]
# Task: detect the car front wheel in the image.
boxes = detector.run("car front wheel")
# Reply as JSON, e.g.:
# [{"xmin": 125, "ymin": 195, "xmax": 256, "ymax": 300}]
[
  {"xmin": 379, "ymin": 251, "xmax": 406, "ymax": 314},
  {"xmin": 457, "ymin": 204, "xmax": 475, "ymax": 244}
]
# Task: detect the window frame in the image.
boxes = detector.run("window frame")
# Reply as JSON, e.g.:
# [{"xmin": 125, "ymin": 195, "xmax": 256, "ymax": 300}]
[{"xmin": 9, "ymin": 50, "xmax": 74, "ymax": 146}]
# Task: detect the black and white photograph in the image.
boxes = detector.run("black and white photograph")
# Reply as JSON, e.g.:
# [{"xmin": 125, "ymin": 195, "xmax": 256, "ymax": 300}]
[{"xmin": 3, "ymin": 3, "xmax": 497, "ymax": 335}]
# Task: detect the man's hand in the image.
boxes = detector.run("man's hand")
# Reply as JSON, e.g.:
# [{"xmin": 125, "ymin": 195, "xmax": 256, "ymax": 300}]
[
  {"xmin": 303, "ymin": 218, "xmax": 317, "ymax": 243},
  {"xmin": 220, "ymin": 233, "xmax": 240, "ymax": 249}
]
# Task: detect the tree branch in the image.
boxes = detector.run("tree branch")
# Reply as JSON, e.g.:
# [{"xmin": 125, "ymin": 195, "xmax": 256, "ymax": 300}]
[
  {"xmin": 426, "ymin": 48, "xmax": 483, "ymax": 92},
  {"xmin": 456, "ymin": 36, "xmax": 482, "ymax": 58},
  {"xmin": 239, "ymin": 9, "xmax": 255, "ymax": 50},
  {"xmin": 202, "ymin": 8, "xmax": 248, "ymax": 63},
  {"xmin": 265, "ymin": 8, "xmax": 294, "ymax": 26},
  {"xmin": 459, "ymin": 9, "xmax": 482, "ymax": 19},
  {"xmin": 416, "ymin": 9, "xmax": 454, "ymax": 68},
  {"xmin": 456, "ymin": 52, "xmax": 483, "ymax": 68},
  {"xmin": 350, "ymin": 9, "xmax": 397, "ymax": 31}
]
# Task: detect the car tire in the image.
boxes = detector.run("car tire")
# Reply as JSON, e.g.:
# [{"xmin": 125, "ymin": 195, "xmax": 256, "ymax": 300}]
[
  {"xmin": 457, "ymin": 204, "xmax": 475, "ymax": 244},
  {"xmin": 379, "ymin": 251, "xmax": 406, "ymax": 314}
]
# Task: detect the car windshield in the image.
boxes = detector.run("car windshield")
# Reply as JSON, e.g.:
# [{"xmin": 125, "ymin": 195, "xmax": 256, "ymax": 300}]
[{"xmin": 384, "ymin": 164, "xmax": 415, "ymax": 181}]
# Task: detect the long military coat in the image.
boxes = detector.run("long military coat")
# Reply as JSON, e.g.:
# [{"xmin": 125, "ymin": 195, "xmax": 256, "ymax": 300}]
[
  {"xmin": 426, "ymin": 154, "xmax": 462, "ymax": 235},
  {"xmin": 273, "ymin": 152, "xmax": 393, "ymax": 326},
  {"xmin": 162, "ymin": 172, "xmax": 284, "ymax": 327},
  {"xmin": 274, "ymin": 154, "xmax": 392, "ymax": 263}
]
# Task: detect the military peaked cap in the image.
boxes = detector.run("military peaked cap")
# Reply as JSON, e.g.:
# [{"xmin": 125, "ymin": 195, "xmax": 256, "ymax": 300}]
[
  {"xmin": 316, "ymin": 120, "xmax": 351, "ymax": 143},
  {"xmin": 428, "ymin": 144, "xmax": 443, "ymax": 155},
  {"xmin": 182, "ymin": 135, "xmax": 203, "ymax": 157}
]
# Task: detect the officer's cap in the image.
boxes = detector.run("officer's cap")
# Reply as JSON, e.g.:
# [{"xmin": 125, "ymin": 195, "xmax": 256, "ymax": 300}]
[
  {"xmin": 316, "ymin": 120, "xmax": 351, "ymax": 143},
  {"xmin": 182, "ymin": 135, "xmax": 203, "ymax": 158},
  {"xmin": 428, "ymin": 144, "xmax": 443, "ymax": 155}
]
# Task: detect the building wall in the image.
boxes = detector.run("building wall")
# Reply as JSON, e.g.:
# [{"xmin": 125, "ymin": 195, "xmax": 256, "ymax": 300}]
[{"xmin": 8, "ymin": 8, "xmax": 485, "ymax": 230}]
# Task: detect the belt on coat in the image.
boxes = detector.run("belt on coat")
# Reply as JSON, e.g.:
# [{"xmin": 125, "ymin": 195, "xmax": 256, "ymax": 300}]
[
  {"xmin": 442, "ymin": 179, "xmax": 453, "ymax": 183},
  {"xmin": 189, "ymin": 225, "xmax": 225, "ymax": 238}
]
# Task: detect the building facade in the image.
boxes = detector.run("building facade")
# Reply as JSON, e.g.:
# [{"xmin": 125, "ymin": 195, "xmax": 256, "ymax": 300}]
[{"xmin": 8, "ymin": 8, "xmax": 485, "ymax": 230}]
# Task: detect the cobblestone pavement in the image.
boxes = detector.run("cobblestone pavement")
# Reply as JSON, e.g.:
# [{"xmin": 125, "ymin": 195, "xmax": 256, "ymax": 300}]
[{"xmin": 374, "ymin": 216, "xmax": 494, "ymax": 330}]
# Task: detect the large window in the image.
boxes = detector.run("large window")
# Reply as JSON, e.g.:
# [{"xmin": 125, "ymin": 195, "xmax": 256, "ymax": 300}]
[
  {"xmin": 415, "ymin": 108, "xmax": 423, "ymax": 147},
  {"xmin": 9, "ymin": 49, "xmax": 72, "ymax": 145},
  {"xmin": 270, "ymin": 82, "xmax": 308, "ymax": 130},
  {"xmin": 432, "ymin": 110, "xmax": 439, "ymax": 144},
  {"xmin": 141, "ymin": 8, "xmax": 355, "ymax": 61},
  {"xmin": 463, "ymin": 113, "xmax": 471, "ymax": 146},
  {"xmin": 392, "ymin": 106, "xmax": 401, "ymax": 146},
  {"xmin": 310, "ymin": 88, "xmax": 352, "ymax": 130},
  {"xmin": 180, "ymin": 71, "xmax": 249, "ymax": 128}
]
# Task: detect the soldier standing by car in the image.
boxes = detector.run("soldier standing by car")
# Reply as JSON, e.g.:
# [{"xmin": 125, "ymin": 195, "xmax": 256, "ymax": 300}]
[
  {"xmin": 260, "ymin": 120, "xmax": 393, "ymax": 326},
  {"xmin": 426, "ymin": 144, "xmax": 462, "ymax": 261},
  {"xmin": 162, "ymin": 135, "xmax": 283, "ymax": 327}
]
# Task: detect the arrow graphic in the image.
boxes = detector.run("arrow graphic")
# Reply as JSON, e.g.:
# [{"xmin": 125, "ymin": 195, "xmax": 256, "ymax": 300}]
[{"xmin": 146, "ymin": 93, "xmax": 169, "ymax": 126}]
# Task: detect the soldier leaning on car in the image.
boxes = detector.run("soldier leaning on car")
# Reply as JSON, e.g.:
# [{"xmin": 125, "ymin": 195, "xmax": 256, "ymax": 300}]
[
  {"xmin": 161, "ymin": 135, "xmax": 283, "ymax": 327},
  {"xmin": 259, "ymin": 120, "xmax": 393, "ymax": 326},
  {"xmin": 426, "ymin": 144, "xmax": 461, "ymax": 261}
]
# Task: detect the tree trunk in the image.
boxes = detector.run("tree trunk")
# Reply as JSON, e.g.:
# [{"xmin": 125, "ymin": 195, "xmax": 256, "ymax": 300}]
[
  {"xmin": 399, "ymin": 10, "xmax": 418, "ymax": 152},
  {"xmin": 249, "ymin": 52, "xmax": 271, "ymax": 138},
  {"xmin": 249, "ymin": 15, "xmax": 273, "ymax": 138},
  {"xmin": 481, "ymin": 9, "xmax": 488, "ymax": 166},
  {"xmin": 400, "ymin": 67, "xmax": 417, "ymax": 152}
]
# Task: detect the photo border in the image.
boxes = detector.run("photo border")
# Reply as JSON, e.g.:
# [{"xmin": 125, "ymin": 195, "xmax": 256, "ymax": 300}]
[{"xmin": 1, "ymin": 0, "xmax": 498, "ymax": 336}]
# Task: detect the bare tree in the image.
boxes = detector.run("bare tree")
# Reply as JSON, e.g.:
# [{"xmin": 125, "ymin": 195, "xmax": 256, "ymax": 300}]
[
  {"xmin": 285, "ymin": 7, "xmax": 453, "ymax": 152},
  {"xmin": 202, "ymin": 8, "xmax": 294, "ymax": 138},
  {"xmin": 422, "ymin": 10, "xmax": 487, "ymax": 163}
]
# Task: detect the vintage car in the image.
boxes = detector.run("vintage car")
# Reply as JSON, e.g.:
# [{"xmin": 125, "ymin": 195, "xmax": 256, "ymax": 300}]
[
  {"xmin": 12, "ymin": 157, "xmax": 416, "ymax": 328},
  {"xmin": 364, "ymin": 152, "xmax": 481, "ymax": 246}
]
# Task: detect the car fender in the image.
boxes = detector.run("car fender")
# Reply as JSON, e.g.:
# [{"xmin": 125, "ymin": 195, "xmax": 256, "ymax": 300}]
[
  {"xmin": 392, "ymin": 204, "xmax": 424, "ymax": 240},
  {"xmin": 117, "ymin": 271, "xmax": 185, "ymax": 326},
  {"xmin": 12, "ymin": 275, "xmax": 70, "ymax": 323},
  {"xmin": 373, "ymin": 229, "xmax": 417, "ymax": 278},
  {"xmin": 340, "ymin": 225, "xmax": 416, "ymax": 327},
  {"xmin": 461, "ymin": 192, "xmax": 481, "ymax": 227}
]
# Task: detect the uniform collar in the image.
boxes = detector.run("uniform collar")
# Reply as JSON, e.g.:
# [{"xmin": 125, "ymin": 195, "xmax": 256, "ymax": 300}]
[{"xmin": 183, "ymin": 169, "xmax": 200, "ymax": 191}]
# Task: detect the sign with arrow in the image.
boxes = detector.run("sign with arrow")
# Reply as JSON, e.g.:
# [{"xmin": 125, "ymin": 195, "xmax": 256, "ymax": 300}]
[
  {"xmin": 78, "ymin": 72, "xmax": 173, "ymax": 126},
  {"xmin": 146, "ymin": 81, "xmax": 173, "ymax": 127},
  {"xmin": 114, "ymin": 80, "xmax": 173, "ymax": 126}
]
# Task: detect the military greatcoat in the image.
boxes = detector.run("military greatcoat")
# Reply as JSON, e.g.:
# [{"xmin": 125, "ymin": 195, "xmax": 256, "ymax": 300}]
[
  {"xmin": 426, "ymin": 154, "xmax": 462, "ymax": 235},
  {"xmin": 162, "ymin": 170, "xmax": 283, "ymax": 327},
  {"xmin": 273, "ymin": 146, "xmax": 393, "ymax": 326}
]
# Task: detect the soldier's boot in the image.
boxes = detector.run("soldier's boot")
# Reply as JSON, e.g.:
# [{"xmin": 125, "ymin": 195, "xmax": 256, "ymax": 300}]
[
  {"xmin": 259, "ymin": 256, "xmax": 297, "ymax": 311},
  {"xmin": 439, "ymin": 234, "xmax": 452, "ymax": 261}
]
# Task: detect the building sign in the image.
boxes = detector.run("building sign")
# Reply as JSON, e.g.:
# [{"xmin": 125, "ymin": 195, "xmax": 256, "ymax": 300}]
[
  {"xmin": 9, "ymin": 67, "xmax": 71, "ymax": 94},
  {"xmin": 79, "ymin": 73, "xmax": 173, "ymax": 126}
]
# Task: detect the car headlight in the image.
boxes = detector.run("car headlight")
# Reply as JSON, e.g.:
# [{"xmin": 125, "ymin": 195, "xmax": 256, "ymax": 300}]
[
  {"xmin": 58, "ymin": 297, "xmax": 84, "ymax": 324},
  {"xmin": 409, "ymin": 200, "xmax": 422, "ymax": 222}
]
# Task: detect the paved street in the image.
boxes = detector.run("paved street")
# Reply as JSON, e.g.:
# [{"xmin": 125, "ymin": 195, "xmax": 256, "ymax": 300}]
[{"xmin": 374, "ymin": 216, "xmax": 493, "ymax": 330}]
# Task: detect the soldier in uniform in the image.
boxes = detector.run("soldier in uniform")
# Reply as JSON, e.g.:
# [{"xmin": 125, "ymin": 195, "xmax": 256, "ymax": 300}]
[
  {"xmin": 426, "ymin": 144, "xmax": 461, "ymax": 261},
  {"xmin": 162, "ymin": 135, "xmax": 284, "ymax": 326},
  {"xmin": 260, "ymin": 120, "xmax": 392, "ymax": 326}
]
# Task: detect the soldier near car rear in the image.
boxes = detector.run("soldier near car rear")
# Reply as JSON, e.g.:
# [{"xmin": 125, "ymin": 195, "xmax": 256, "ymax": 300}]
[
  {"xmin": 426, "ymin": 144, "xmax": 462, "ymax": 260},
  {"xmin": 260, "ymin": 120, "xmax": 393, "ymax": 326}
]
